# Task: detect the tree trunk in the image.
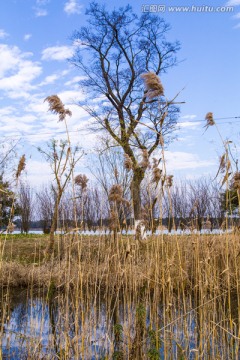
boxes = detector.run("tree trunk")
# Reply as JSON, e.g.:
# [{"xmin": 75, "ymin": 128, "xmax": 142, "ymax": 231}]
[
  {"xmin": 168, "ymin": 216, "xmax": 174, "ymax": 233},
  {"xmin": 46, "ymin": 193, "xmax": 61, "ymax": 257},
  {"xmin": 131, "ymin": 168, "xmax": 147, "ymax": 242}
]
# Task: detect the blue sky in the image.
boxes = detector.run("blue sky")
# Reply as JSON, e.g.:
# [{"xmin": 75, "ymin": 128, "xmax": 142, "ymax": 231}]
[{"xmin": 0, "ymin": 0, "xmax": 240, "ymax": 186}]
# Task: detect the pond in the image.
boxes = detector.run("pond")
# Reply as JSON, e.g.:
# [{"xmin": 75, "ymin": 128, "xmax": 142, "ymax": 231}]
[
  {"xmin": 1, "ymin": 287, "xmax": 239, "ymax": 359},
  {"xmin": 6, "ymin": 228, "xmax": 231, "ymax": 236}
]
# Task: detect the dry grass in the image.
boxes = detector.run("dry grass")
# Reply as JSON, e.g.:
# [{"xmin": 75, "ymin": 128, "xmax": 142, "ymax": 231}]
[
  {"xmin": 45, "ymin": 95, "xmax": 72, "ymax": 121},
  {"xmin": 1, "ymin": 234, "xmax": 47, "ymax": 264},
  {"xmin": 1, "ymin": 233, "xmax": 240, "ymax": 293},
  {"xmin": 1, "ymin": 232, "xmax": 240, "ymax": 359},
  {"xmin": 141, "ymin": 72, "xmax": 164, "ymax": 99}
]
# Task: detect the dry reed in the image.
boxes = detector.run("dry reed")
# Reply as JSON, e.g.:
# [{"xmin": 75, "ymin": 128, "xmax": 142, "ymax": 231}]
[
  {"xmin": 205, "ymin": 111, "xmax": 215, "ymax": 128},
  {"xmin": 75, "ymin": 174, "xmax": 88, "ymax": 190},
  {"xmin": 1, "ymin": 230, "xmax": 240, "ymax": 359},
  {"xmin": 141, "ymin": 72, "xmax": 164, "ymax": 99},
  {"xmin": 16, "ymin": 155, "xmax": 26, "ymax": 179},
  {"xmin": 45, "ymin": 95, "xmax": 72, "ymax": 121},
  {"xmin": 124, "ymin": 154, "xmax": 133, "ymax": 171}
]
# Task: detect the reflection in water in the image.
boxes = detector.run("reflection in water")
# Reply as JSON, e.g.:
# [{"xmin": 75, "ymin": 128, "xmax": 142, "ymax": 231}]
[{"xmin": 1, "ymin": 288, "xmax": 240, "ymax": 359}]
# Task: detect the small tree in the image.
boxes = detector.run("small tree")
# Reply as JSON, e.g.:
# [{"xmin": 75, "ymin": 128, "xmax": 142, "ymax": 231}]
[
  {"xmin": 36, "ymin": 185, "xmax": 55, "ymax": 234},
  {"xmin": 0, "ymin": 139, "xmax": 19, "ymax": 174},
  {"xmin": 171, "ymin": 181, "xmax": 190, "ymax": 231},
  {"xmin": 90, "ymin": 138, "xmax": 132, "ymax": 229},
  {"xmin": 0, "ymin": 176, "xmax": 15, "ymax": 229},
  {"xmin": 0, "ymin": 145, "xmax": 23, "ymax": 229},
  {"xmin": 188, "ymin": 179, "xmax": 212, "ymax": 232},
  {"xmin": 39, "ymin": 95, "xmax": 83, "ymax": 256},
  {"xmin": 18, "ymin": 181, "xmax": 34, "ymax": 234},
  {"xmin": 38, "ymin": 139, "xmax": 82, "ymax": 256}
]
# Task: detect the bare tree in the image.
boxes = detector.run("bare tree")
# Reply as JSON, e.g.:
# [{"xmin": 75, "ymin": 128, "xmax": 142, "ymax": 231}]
[
  {"xmin": 79, "ymin": 184, "xmax": 105, "ymax": 231},
  {"xmin": 71, "ymin": 2, "xmax": 181, "ymax": 239},
  {"xmin": 90, "ymin": 138, "xmax": 132, "ymax": 230},
  {"xmin": 188, "ymin": 179, "xmax": 212, "ymax": 232},
  {"xmin": 0, "ymin": 139, "xmax": 19, "ymax": 175},
  {"xmin": 58, "ymin": 189, "xmax": 75, "ymax": 232},
  {"xmin": 91, "ymin": 137, "xmax": 132, "ymax": 198},
  {"xmin": 209, "ymin": 180, "xmax": 225, "ymax": 228},
  {"xmin": 171, "ymin": 181, "xmax": 190, "ymax": 231},
  {"xmin": 38, "ymin": 139, "xmax": 82, "ymax": 256},
  {"xmin": 141, "ymin": 173, "xmax": 160, "ymax": 233},
  {"xmin": 89, "ymin": 186, "xmax": 105, "ymax": 230},
  {"xmin": 39, "ymin": 95, "xmax": 84, "ymax": 256},
  {"xmin": 18, "ymin": 181, "xmax": 34, "ymax": 234},
  {"xmin": 36, "ymin": 185, "xmax": 55, "ymax": 234}
]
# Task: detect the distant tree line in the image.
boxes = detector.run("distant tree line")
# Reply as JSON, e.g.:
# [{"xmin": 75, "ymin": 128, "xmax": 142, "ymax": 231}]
[
  {"xmin": 10, "ymin": 162, "xmax": 238, "ymax": 234},
  {"xmin": 0, "ymin": 140, "xmax": 239, "ymax": 235}
]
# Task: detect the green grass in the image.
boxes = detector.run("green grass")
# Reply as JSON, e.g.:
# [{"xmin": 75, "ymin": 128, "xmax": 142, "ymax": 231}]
[{"xmin": 1, "ymin": 234, "xmax": 48, "ymax": 264}]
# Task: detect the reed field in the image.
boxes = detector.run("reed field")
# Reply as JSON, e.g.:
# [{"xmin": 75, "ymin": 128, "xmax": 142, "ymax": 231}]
[{"xmin": 1, "ymin": 231, "xmax": 240, "ymax": 359}]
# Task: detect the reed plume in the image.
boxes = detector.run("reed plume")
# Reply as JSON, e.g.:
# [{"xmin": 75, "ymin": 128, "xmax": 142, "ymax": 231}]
[
  {"xmin": 109, "ymin": 209, "xmax": 119, "ymax": 231},
  {"xmin": 140, "ymin": 149, "xmax": 149, "ymax": 169},
  {"xmin": 152, "ymin": 157, "xmax": 162, "ymax": 184},
  {"xmin": 152, "ymin": 157, "xmax": 161, "ymax": 168},
  {"xmin": 233, "ymin": 172, "xmax": 240, "ymax": 189},
  {"xmin": 108, "ymin": 184, "xmax": 123, "ymax": 203},
  {"xmin": 141, "ymin": 72, "xmax": 164, "ymax": 99},
  {"xmin": 75, "ymin": 174, "xmax": 88, "ymax": 190},
  {"xmin": 219, "ymin": 154, "xmax": 226, "ymax": 173},
  {"xmin": 45, "ymin": 95, "xmax": 72, "ymax": 121},
  {"xmin": 124, "ymin": 154, "xmax": 133, "ymax": 171},
  {"xmin": 205, "ymin": 219, "xmax": 212, "ymax": 230},
  {"xmin": 205, "ymin": 112, "xmax": 215, "ymax": 128},
  {"xmin": 166, "ymin": 175, "xmax": 174, "ymax": 187},
  {"xmin": 16, "ymin": 155, "xmax": 26, "ymax": 179},
  {"xmin": 152, "ymin": 167, "xmax": 162, "ymax": 184}
]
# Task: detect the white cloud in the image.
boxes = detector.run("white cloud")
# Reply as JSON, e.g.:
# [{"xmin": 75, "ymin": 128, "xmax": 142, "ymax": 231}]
[
  {"xmin": 0, "ymin": 44, "xmax": 42, "ymax": 98},
  {"xmin": 226, "ymin": 0, "xmax": 240, "ymax": 5},
  {"xmin": 234, "ymin": 23, "xmax": 240, "ymax": 28},
  {"xmin": 165, "ymin": 151, "xmax": 215, "ymax": 171},
  {"xmin": 24, "ymin": 34, "xmax": 32, "ymax": 41},
  {"xmin": 0, "ymin": 119, "xmax": 36, "ymax": 134},
  {"xmin": 64, "ymin": 0, "xmax": 83, "ymax": 15},
  {"xmin": 61, "ymin": 69, "xmax": 71, "ymax": 76},
  {"xmin": 41, "ymin": 46, "xmax": 73, "ymax": 61},
  {"xmin": 0, "ymin": 45, "xmax": 19, "ymax": 76},
  {"xmin": 39, "ymin": 74, "xmax": 58, "ymax": 86},
  {"xmin": 64, "ymin": 76, "xmax": 86, "ymax": 86},
  {"xmin": 36, "ymin": 0, "xmax": 49, "ymax": 4},
  {"xmin": 35, "ymin": 8, "xmax": 48, "ymax": 17},
  {"xmin": 179, "ymin": 121, "xmax": 201, "ymax": 129},
  {"xmin": 34, "ymin": 0, "xmax": 49, "ymax": 16},
  {"xmin": 13, "ymin": 115, "xmax": 37, "ymax": 124},
  {"xmin": 0, "ymin": 106, "xmax": 16, "ymax": 116},
  {"xmin": 25, "ymin": 159, "xmax": 54, "ymax": 187},
  {"xmin": 0, "ymin": 58, "xmax": 41, "ymax": 97},
  {"xmin": 57, "ymin": 90, "xmax": 85, "ymax": 106},
  {"xmin": 181, "ymin": 114, "xmax": 197, "ymax": 120},
  {"xmin": 0, "ymin": 29, "xmax": 9, "ymax": 39},
  {"xmin": 25, "ymin": 97, "xmax": 49, "ymax": 115}
]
